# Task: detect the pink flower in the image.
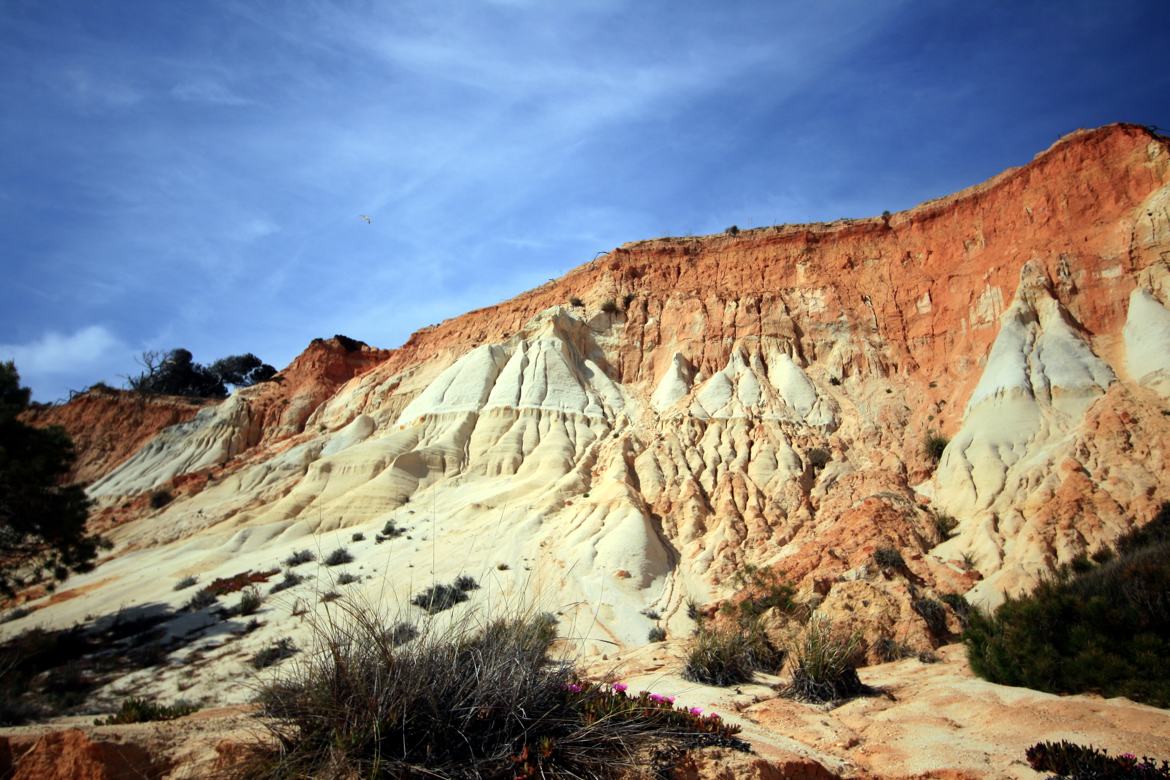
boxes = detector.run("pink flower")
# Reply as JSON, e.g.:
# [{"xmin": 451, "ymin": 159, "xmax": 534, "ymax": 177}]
[
  {"xmin": 665, "ymin": 696, "xmax": 675, "ymax": 705},
  {"xmin": 706, "ymin": 713, "xmax": 721, "ymax": 720},
  {"xmin": 565, "ymin": 683, "xmax": 583, "ymax": 693},
  {"xmin": 689, "ymin": 707, "xmax": 703, "ymax": 716},
  {"xmin": 1121, "ymin": 753, "xmax": 1137, "ymax": 761},
  {"xmin": 612, "ymin": 683, "xmax": 628, "ymax": 694},
  {"xmin": 648, "ymin": 693, "xmax": 664, "ymax": 703}
]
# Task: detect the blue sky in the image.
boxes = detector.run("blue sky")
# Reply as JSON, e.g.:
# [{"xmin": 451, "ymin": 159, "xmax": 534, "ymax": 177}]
[{"xmin": 2, "ymin": 1, "xmax": 1168, "ymax": 401}]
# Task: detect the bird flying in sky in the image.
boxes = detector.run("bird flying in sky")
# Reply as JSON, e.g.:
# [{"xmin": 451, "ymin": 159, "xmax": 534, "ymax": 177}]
[{"xmin": 359, "ymin": 214, "xmax": 372, "ymax": 224}]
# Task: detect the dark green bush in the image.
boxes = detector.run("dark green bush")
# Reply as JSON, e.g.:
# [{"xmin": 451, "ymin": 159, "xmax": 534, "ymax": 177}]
[
  {"xmin": 350, "ymin": 532, "xmax": 365, "ymax": 542},
  {"xmin": 238, "ymin": 586, "xmax": 263, "ymax": 616},
  {"xmin": 336, "ymin": 572, "xmax": 360, "ymax": 586},
  {"xmin": 599, "ymin": 299, "xmax": 618, "ymax": 315},
  {"xmin": 683, "ymin": 619, "xmax": 784, "ymax": 686},
  {"xmin": 95, "ymin": 697, "xmax": 197, "ymax": 725},
  {"xmin": 932, "ymin": 512, "xmax": 958, "ymax": 542},
  {"xmin": 379, "ymin": 519, "xmax": 406, "ymax": 541},
  {"xmin": 939, "ymin": 592, "xmax": 972, "ymax": 628},
  {"xmin": 150, "ymin": 489, "xmax": 173, "ymax": 509},
  {"xmin": 569, "ymin": 296, "xmax": 584, "ymax": 307},
  {"xmin": 173, "ymin": 575, "xmax": 198, "ymax": 591},
  {"xmin": 1025, "ymin": 739, "xmax": 1170, "ymax": 778},
  {"xmin": 241, "ymin": 603, "xmax": 744, "ymax": 779},
  {"xmin": 872, "ymin": 545, "xmax": 905, "ymax": 571},
  {"xmin": 454, "ymin": 575, "xmax": 480, "ymax": 592},
  {"xmin": 780, "ymin": 618, "xmax": 874, "ymax": 704},
  {"xmin": 185, "ymin": 588, "xmax": 218, "ymax": 612},
  {"xmin": 924, "ymin": 432, "xmax": 949, "ymax": 463},
  {"xmin": 284, "ymin": 549, "xmax": 315, "ymax": 567},
  {"xmin": 412, "ymin": 583, "xmax": 470, "ymax": 614},
  {"xmin": 270, "ymin": 571, "xmax": 304, "ymax": 595},
  {"xmin": 964, "ymin": 505, "xmax": 1170, "ymax": 708},
  {"xmin": 0, "ymin": 362, "xmax": 100, "ymax": 595},
  {"xmin": 912, "ymin": 596, "xmax": 948, "ymax": 637},
  {"xmin": 873, "ymin": 637, "xmax": 915, "ymax": 663},
  {"xmin": 252, "ymin": 638, "xmax": 297, "ymax": 669},
  {"xmin": 324, "ymin": 548, "xmax": 353, "ymax": 567},
  {"xmin": 647, "ymin": 626, "xmax": 667, "ymax": 643}
]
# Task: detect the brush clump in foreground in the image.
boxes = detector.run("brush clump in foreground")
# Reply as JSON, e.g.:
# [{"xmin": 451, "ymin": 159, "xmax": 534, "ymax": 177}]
[
  {"xmin": 242, "ymin": 600, "xmax": 745, "ymax": 779},
  {"xmin": 964, "ymin": 502, "xmax": 1170, "ymax": 708}
]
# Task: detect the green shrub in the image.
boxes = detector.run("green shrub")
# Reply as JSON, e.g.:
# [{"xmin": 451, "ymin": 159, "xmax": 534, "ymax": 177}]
[
  {"xmin": 95, "ymin": 697, "xmax": 197, "ymax": 725},
  {"xmin": 872, "ymin": 545, "xmax": 905, "ymax": 571},
  {"xmin": 173, "ymin": 575, "xmax": 198, "ymax": 591},
  {"xmin": 252, "ymin": 638, "xmax": 297, "ymax": 669},
  {"xmin": 725, "ymin": 225, "xmax": 739, "ymax": 235},
  {"xmin": 238, "ymin": 586, "xmax": 263, "ymax": 616},
  {"xmin": 939, "ymin": 592, "xmax": 972, "ymax": 628},
  {"xmin": 647, "ymin": 627, "xmax": 667, "ymax": 643},
  {"xmin": 736, "ymin": 582, "xmax": 797, "ymax": 621},
  {"xmin": 964, "ymin": 504, "xmax": 1170, "ymax": 708},
  {"xmin": 240, "ymin": 602, "xmax": 743, "ymax": 779},
  {"xmin": 780, "ymin": 617, "xmax": 873, "ymax": 704},
  {"xmin": 912, "ymin": 596, "xmax": 948, "ymax": 637},
  {"xmin": 454, "ymin": 574, "xmax": 480, "ymax": 592},
  {"xmin": 378, "ymin": 520, "xmax": 406, "ymax": 542},
  {"xmin": 569, "ymin": 296, "xmax": 584, "ymax": 307},
  {"xmin": 682, "ymin": 620, "xmax": 784, "ymax": 686},
  {"xmin": 270, "ymin": 571, "xmax": 304, "ymax": 595},
  {"xmin": 336, "ymin": 572, "xmax": 360, "ymax": 586},
  {"xmin": 284, "ymin": 550, "xmax": 315, "ymax": 567},
  {"xmin": 932, "ymin": 512, "xmax": 958, "ymax": 542},
  {"xmin": 324, "ymin": 548, "xmax": 353, "ymax": 567},
  {"xmin": 599, "ymin": 299, "xmax": 618, "ymax": 315},
  {"xmin": 150, "ymin": 490, "xmax": 173, "ymax": 509},
  {"xmin": 924, "ymin": 432, "xmax": 949, "ymax": 463},
  {"xmin": 873, "ymin": 637, "xmax": 915, "ymax": 663},
  {"xmin": 1116, "ymin": 504, "xmax": 1170, "ymax": 554},
  {"xmin": 1025, "ymin": 739, "xmax": 1170, "ymax": 778},
  {"xmin": 350, "ymin": 532, "xmax": 365, "ymax": 542},
  {"xmin": 185, "ymin": 588, "xmax": 218, "ymax": 612},
  {"xmin": 411, "ymin": 583, "xmax": 470, "ymax": 614}
]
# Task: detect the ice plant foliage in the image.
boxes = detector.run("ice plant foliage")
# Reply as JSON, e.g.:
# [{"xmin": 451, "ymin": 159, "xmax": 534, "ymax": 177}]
[
  {"xmin": 1026, "ymin": 740, "xmax": 1170, "ymax": 778},
  {"xmin": 562, "ymin": 681, "xmax": 739, "ymax": 743}
]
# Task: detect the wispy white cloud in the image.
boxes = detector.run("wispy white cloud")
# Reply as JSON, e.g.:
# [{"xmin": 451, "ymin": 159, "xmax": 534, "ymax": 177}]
[
  {"xmin": 171, "ymin": 79, "xmax": 253, "ymax": 106},
  {"xmin": 62, "ymin": 67, "xmax": 144, "ymax": 110},
  {"xmin": 0, "ymin": 326, "xmax": 132, "ymax": 400}
]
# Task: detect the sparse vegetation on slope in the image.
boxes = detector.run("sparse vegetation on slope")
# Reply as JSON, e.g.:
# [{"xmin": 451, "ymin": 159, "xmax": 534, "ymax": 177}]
[
  {"xmin": 964, "ymin": 503, "xmax": 1170, "ymax": 707},
  {"xmin": 240, "ymin": 601, "xmax": 745, "ymax": 779},
  {"xmin": 95, "ymin": 696, "xmax": 197, "ymax": 725},
  {"xmin": 683, "ymin": 619, "xmax": 784, "ymax": 686}
]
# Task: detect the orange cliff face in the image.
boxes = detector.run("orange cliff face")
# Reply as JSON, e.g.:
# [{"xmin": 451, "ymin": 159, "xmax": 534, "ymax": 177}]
[
  {"xmin": 22, "ymin": 336, "xmax": 390, "ymax": 491},
  {"xmin": 19, "ymin": 388, "xmax": 212, "ymax": 485},
  {"xmin": 13, "ymin": 123, "xmax": 1170, "ymax": 672}
]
